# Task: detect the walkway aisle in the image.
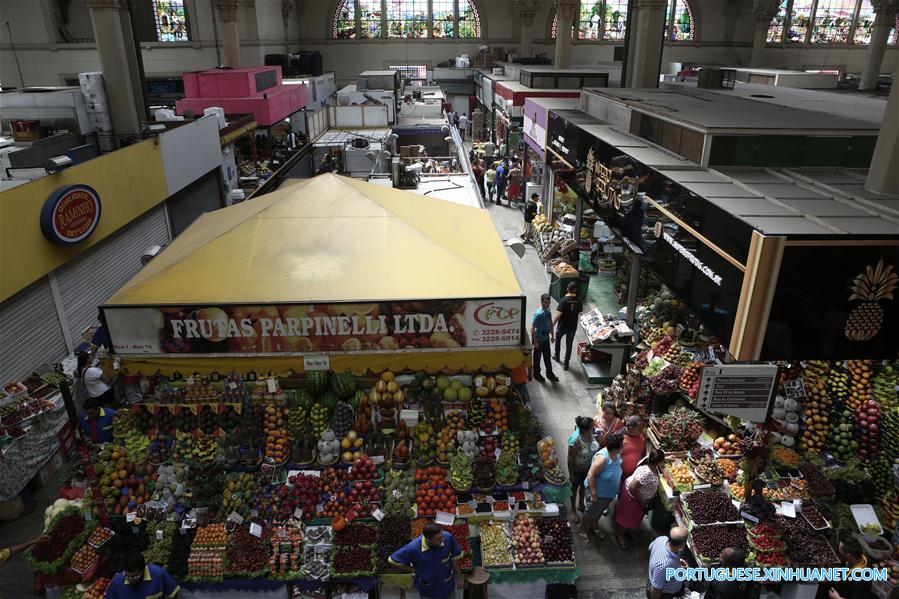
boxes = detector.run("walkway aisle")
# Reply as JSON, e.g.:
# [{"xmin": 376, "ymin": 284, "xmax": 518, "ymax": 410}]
[{"xmin": 485, "ymin": 201, "xmax": 652, "ymax": 599}]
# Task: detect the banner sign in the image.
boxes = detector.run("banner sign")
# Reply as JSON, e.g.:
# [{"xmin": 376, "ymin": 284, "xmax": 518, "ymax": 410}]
[
  {"xmin": 40, "ymin": 184, "xmax": 102, "ymax": 245},
  {"xmin": 103, "ymin": 298, "xmax": 525, "ymax": 354}
]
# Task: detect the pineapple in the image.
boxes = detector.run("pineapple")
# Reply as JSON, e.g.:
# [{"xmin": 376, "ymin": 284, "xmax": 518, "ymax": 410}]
[{"xmin": 844, "ymin": 259, "xmax": 898, "ymax": 341}]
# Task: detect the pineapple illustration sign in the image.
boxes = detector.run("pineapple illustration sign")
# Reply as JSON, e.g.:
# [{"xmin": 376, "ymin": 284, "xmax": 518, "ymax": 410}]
[{"xmin": 844, "ymin": 259, "xmax": 898, "ymax": 342}]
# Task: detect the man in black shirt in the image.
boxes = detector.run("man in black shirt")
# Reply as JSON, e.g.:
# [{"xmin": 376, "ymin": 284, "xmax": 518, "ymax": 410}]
[
  {"xmin": 705, "ymin": 547, "xmax": 760, "ymax": 599},
  {"xmin": 828, "ymin": 536, "xmax": 872, "ymax": 599},
  {"xmin": 552, "ymin": 282, "xmax": 583, "ymax": 370},
  {"xmin": 522, "ymin": 193, "xmax": 539, "ymax": 241}
]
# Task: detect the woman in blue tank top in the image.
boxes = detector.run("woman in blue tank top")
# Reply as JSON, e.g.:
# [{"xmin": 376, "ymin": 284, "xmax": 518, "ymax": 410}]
[{"xmin": 579, "ymin": 432, "xmax": 623, "ymax": 542}]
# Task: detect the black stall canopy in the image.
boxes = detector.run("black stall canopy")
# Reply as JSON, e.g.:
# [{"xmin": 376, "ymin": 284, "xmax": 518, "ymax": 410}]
[{"xmin": 546, "ymin": 108, "xmax": 899, "ymax": 362}]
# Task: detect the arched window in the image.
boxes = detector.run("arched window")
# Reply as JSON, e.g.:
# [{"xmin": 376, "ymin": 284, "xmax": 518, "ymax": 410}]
[
  {"xmin": 331, "ymin": 0, "xmax": 481, "ymax": 39},
  {"xmin": 551, "ymin": 0, "xmax": 694, "ymax": 42},
  {"xmin": 767, "ymin": 0, "xmax": 899, "ymax": 44}
]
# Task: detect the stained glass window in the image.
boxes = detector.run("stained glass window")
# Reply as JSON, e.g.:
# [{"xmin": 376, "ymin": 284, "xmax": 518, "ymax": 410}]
[
  {"xmin": 785, "ymin": 0, "xmax": 814, "ymax": 42},
  {"xmin": 892, "ymin": 15, "xmax": 899, "ymax": 44},
  {"xmin": 334, "ymin": 0, "xmax": 357, "ymax": 39},
  {"xmin": 387, "ymin": 0, "xmax": 428, "ymax": 38},
  {"xmin": 578, "ymin": 1, "xmax": 603, "ymax": 40},
  {"xmin": 334, "ymin": 0, "xmax": 479, "ymax": 39},
  {"xmin": 432, "ymin": 0, "xmax": 455, "ymax": 38},
  {"xmin": 767, "ymin": 0, "xmax": 790, "ymax": 43},
  {"xmin": 551, "ymin": 0, "xmax": 695, "ymax": 41},
  {"xmin": 458, "ymin": 0, "xmax": 482, "ymax": 38},
  {"xmin": 810, "ymin": 0, "xmax": 856, "ymax": 43},
  {"xmin": 359, "ymin": 0, "xmax": 382, "ymax": 38},
  {"xmin": 603, "ymin": 0, "xmax": 628, "ymax": 40},
  {"xmin": 667, "ymin": 0, "xmax": 694, "ymax": 41},
  {"xmin": 152, "ymin": 0, "xmax": 189, "ymax": 41}
]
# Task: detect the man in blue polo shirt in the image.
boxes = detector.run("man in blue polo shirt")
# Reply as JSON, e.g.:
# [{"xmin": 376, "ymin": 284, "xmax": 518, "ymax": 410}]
[
  {"xmin": 106, "ymin": 552, "xmax": 179, "ymax": 599},
  {"xmin": 389, "ymin": 522, "xmax": 464, "ymax": 599},
  {"xmin": 531, "ymin": 293, "xmax": 558, "ymax": 383},
  {"xmin": 78, "ymin": 397, "xmax": 116, "ymax": 444},
  {"xmin": 646, "ymin": 526, "xmax": 688, "ymax": 599}
]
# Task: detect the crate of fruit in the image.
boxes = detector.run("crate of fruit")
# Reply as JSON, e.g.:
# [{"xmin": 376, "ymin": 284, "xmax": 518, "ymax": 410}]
[
  {"xmin": 86, "ymin": 527, "xmax": 114, "ymax": 549},
  {"xmin": 329, "ymin": 545, "xmax": 375, "ymax": 578}
]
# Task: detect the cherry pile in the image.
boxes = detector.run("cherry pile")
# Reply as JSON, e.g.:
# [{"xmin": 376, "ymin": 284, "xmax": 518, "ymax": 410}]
[
  {"xmin": 335, "ymin": 522, "xmax": 378, "ymax": 546},
  {"xmin": 684, "ymin": 490, "xmax": 740, "ymax": 525},
  {"xmin": 332, "ymin": 546, "xmax": 374, "ymax": 575},
  {"xmin": 690, "ymin": 525, "xmax": 747, "ymax": 561}
]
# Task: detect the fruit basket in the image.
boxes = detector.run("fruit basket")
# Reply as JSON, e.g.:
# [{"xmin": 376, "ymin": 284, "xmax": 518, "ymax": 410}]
[{"xmin": 25, "ymin": 508, "xmax": 97, "ymax": 574}]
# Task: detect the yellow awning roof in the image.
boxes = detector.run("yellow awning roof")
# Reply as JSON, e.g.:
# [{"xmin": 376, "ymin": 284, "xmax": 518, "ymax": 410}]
[{"xmin": 105, "ymin": 174, "xmax": 522, "ymax": 306}]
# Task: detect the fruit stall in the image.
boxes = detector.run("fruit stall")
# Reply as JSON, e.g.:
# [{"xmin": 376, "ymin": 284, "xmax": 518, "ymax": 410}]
[
  {"xmin": 29, "ymin": 174, "xmax": 582, "ymax": 597},
  {"xmin": 594, "ymin": 269, "xmax": 899, "ymax": 596},
  {"xmin": 1, "ymin": 371, "xmax": 73, "ymax": 510}
]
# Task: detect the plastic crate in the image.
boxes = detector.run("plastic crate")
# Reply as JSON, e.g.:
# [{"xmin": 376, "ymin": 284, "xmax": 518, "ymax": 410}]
[{"xmin": 549, "ymin": 273, "xmax": 590, "ymax": 303}]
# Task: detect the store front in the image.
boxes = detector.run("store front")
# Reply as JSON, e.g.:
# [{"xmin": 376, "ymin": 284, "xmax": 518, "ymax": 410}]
[{"xmin": 523, "ymin": 97, "xmax": 579, "ymax": 223}]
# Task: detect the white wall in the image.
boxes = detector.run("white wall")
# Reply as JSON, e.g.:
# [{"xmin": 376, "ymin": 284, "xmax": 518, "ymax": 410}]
[{"xmin": 0, "ymin": 0, "xmax": 895, "ymax": 89}]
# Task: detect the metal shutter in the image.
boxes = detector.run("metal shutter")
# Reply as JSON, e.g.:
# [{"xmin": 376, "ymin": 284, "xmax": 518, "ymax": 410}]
[
  {"xmin": 0, "ymin": 278, "xmax": 68, "ymax": 382},
  {"xmin": 55, "ymin": 205, "xmax": 170, "ymax": 346},
  {"xmin": 167, "ymin": 170, "xmax": 223, "ymax": 237}
]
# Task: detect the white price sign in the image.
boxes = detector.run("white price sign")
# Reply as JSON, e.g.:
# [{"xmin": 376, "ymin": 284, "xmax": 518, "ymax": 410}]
[
  {"xmin": 249, "ymin": 523, "xmax": 263, "ymax": 537},
  {"xmin": 303, "ymin": 355, "xmax": 331, "ymax": 371}
]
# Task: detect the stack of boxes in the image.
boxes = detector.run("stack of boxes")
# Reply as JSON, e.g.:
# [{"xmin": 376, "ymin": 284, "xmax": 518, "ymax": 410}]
[
  {"xmin": 79, "ymin": 72, "xmax": 114, "ymax": 151},
  {"xmin": 471, "ymin": 109, "xmax": 485, "ymax": 142}
]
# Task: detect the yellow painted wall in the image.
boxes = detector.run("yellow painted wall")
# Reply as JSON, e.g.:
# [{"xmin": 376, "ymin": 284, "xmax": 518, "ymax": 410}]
[{"xmin": 0, "ymin": 138, "xmax": 168, "ymax": 302}]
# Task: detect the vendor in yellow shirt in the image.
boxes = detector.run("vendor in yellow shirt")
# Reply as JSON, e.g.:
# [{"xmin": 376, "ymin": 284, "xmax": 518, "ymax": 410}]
[{"xmin": 0, "ymin": 535, "xmax": 47, "ymax": 564}]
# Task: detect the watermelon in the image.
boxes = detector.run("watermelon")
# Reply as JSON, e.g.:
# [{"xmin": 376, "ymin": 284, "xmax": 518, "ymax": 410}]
[
  {"xmin": 305, "ymin": 371, "xmax": 330, "ymax": 395},
  {"xmin": 293, "ymin": 389, "xmax": 314, "ymax": 409},
  {"xmin": 320, "ymin": 390, "xmax": 340, "ymax": 411},
  {"xmin": 330, "ymin": 370, "xmax": 357, "ymax": 399}
]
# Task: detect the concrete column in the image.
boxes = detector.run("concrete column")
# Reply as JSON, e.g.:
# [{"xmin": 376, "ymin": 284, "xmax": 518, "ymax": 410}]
[
  {"xmin": 628, "ymin": 0, "xmax": 667, "ymax": 88},
  {"xmin": 554, "ymin": 0, "xmax": 579, "ymax": 68},
  {"xmin": 866, "ymin": 63, "xmax": 899, "ymax": 194},
  {"xmin": 859, "ymin": 0, "xmax": 899, "ymax": 91},
  {"xmin": 84, "ymin": 0, "xmax": 146, "ymax": 141},
  {"xmin": 750, "ymin": 1, "xmax": 779, "ymax": 67},
  {"xmin": 514, "ymin": 0, "xmax": 542, "ymax": 59},
  {"xmin": 214, "ymin": 0, "xmax": 241, "ymax": 67}
]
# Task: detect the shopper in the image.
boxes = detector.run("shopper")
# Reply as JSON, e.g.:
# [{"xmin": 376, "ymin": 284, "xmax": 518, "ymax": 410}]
[
  {"xmin": 595, "ymin": 400, "xmax": 623, "ymax": 448},
  {"xmin": 647, "ymin": 527, "xmax": 688, "ymax": 599},
  {"xmin": 74, "ymin": 350, "xmax": 116, "ymax": 409},
  {"xmin": 620, "ymin": 415, "xmax": 647, "ymax": 480},
  {"xmin": 495, "ymin": 159, "xmax": 508, "ymax": 204},
  {"xmin": 507, "ymin": 161, "xmax": 522, "ymax": 205},
  {"xmin": 530, "ymin": 293, "xmax": 558, "ymax": 383},
  {"xmin": 567, "ymin": 416, "xmax": 598, "ymax": 522},
  {"xmin": 522, "ymin": 193, "xmax": 539, "ymax": 241},
  {"xmin": 499, "ymin": 141, "xmax": 507, "ymax": 159},
  {"xmin": 78, "ymin": 396, "xmax": 117, "ymax": 444},
  {"xmin": 389, "ymin": 521, "xmax": 464, "ymax": 599},
  {"xmin": 0, "ymin": 535, "xmax": 48, "ymax": 565},
  {"xmin": 485, "ymin": 163, "xmax": 497, "ymax": 203},
  {"xmin": 552, "ymin": 281, "xmax": 583, "ymax": 370},
  {"xmin": 614, "ymin": 449, "xmax": 664, "ymax": 549},
  {"xmin": 458, "ymin": 113, "xmax": 468, "ymax": 141},
  {"xmin": 106, "ymin": 552, "xmax": 180, "ymax": 599},
  {"xmin": 471, "ymin": 159, "xmax": 485, "ymax": 198},
  {"xmin": 704, "ymin": 548, "xmax": 760, "ymax": 599},
  {"xmin": 484, "ymin": 139, "xmax": 496, "ymax": 160},
  {"xmin": 827, "ymin": 536, "xmax": 872, "ymax": 599},
  {"xmin": 579, "ymin": 432, "xmax": 623, "ymax": 541}
]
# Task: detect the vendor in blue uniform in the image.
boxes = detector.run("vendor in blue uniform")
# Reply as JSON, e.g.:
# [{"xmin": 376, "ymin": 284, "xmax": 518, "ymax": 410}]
[
  {"xmin": 105, "ymin": 552, "xmax": 179, "ymax": 599},
  {"xmin": 78, "ymin": 396, "xmax": 117, "ymax": 444},
  {"xmin": 389, "ymin": 521, "xmax": 464, "ymax": 599}
]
